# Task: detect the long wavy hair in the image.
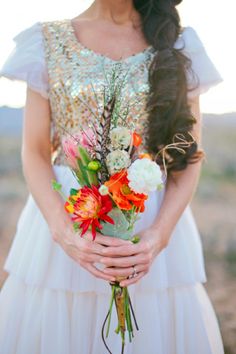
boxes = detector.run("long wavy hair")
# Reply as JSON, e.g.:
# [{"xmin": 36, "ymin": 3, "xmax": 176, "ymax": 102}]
[{"xmin": 134, "ymin": 0, "xmax": 204, "ymax": 173}]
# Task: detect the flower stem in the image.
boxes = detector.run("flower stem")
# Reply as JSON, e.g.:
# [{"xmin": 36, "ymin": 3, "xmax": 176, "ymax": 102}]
[
  {"xmin": 106, "ymin": 285, "xmax": 115, "ymax": 338},
  {"xmin": 128, "ymin": 294, "xmax": 139, "ymax": 331},
  {"xmin": 124, "ymin": 287, "xmax": 133, "ymax": 342}
]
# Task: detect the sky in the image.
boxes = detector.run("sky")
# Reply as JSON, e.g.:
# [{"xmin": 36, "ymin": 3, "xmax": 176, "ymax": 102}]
[{"xmin": 0, "ymin": 0, "xmax": 235, "ymax": 114}]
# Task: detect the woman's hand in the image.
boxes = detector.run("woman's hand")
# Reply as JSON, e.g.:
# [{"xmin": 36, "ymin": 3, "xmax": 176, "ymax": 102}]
[
  {"xmin": 100, "ymin": 226, "xmax": 170, "ymax": 287},
  {"xmin": 50, "ymin": 215, "xmax": 128, "ymax": 283}
]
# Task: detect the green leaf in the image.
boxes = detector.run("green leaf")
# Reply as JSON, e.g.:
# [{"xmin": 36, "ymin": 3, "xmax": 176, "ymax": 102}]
[
  {"xmin": 77, "ymin": 159, "xmax": 90, "ymax": 186},
  {"xmin": 77, "ymin": 147, "xmax": 100, "ymax": 186},
  {"xmin": 73, "ymin": 222, "xmax": 80, "ymax": 232},
  {"xmin": 52, "ymin": 179, "xmax": 62, "ymax": 191},
  {"xmin": 157, "ymin": 183, "xmax": 164, "ymax": 191},
  {"xmin": 87, "ymin": 170, "xmax": 99, "ymax": 187},
  {"xmin": 74, "ymin": 158, "xmax": 85, "ymax": 184},
  {"xmin": 70, "ymin": 188, "xmax": 78, "ymax": 196},
  {"xmin": 78, "ymin": 146, "xmax": 92, "ymax": 166}
]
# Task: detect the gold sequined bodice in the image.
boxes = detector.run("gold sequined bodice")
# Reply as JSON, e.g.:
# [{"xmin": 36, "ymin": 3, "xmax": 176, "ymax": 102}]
[{"xmin": 41, "ymin": 19, "xmax": 156, "ymax": 165}]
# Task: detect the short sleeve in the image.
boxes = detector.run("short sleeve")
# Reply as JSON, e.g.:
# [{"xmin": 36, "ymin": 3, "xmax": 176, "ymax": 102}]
[
  {"xmin": 174, "ymin": 26, "xmax": 223, "ymax": 99},
  {"xmin": 0, "ymin": 22, "xmax": 49, "ymax": 99}
]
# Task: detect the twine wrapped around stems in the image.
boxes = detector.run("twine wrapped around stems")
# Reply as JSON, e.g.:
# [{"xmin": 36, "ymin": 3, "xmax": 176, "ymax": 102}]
[
  {"xmin": 102, "ymin": 281, "xmax": 139, "ymax": 354},
  {"xmin": 155, "ymin": 132, "xmax": 205, "ymax": 180}
]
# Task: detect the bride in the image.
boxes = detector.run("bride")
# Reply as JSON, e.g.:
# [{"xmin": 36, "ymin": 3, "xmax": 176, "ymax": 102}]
[{"xmin": 0, "ymin": 0, "xmax": 224, "ymax": 353}]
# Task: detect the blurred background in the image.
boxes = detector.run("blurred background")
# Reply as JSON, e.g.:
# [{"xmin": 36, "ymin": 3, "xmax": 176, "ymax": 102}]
[{"xmin": 0, "ymin": 0, "xmax": 235, "ymax": 352}]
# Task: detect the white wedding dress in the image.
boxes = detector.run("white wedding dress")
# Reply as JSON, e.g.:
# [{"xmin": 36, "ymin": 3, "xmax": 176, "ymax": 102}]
[{"xmin": 0, "ymin": 19, "xmax": 224, "ymax": 354}]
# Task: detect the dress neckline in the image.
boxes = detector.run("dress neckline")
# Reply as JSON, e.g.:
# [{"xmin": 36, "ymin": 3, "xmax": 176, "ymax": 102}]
[{"xmin": 66, "ymin": 18, "xmax": 154, "ymax": 63}]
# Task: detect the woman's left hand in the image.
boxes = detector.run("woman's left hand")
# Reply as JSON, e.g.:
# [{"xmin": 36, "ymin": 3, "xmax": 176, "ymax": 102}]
[{"xmin": 100, "ymin": 227, "xmax": 170, "ymax": 287}]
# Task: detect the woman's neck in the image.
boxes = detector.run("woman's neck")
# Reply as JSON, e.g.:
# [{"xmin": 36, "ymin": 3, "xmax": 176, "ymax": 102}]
[{"xmin": 85, "ymin": 0, "xmax": 140, "ymax": 25}]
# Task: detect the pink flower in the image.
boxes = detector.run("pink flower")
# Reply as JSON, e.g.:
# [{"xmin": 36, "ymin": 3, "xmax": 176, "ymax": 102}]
[
  {"xmin": 62, "ymin": 129, "xmax": 97, "ymax": 168},
  {"xmin": 80, "ymin": 128, "xmax": 97, "ymax": 151},
  {"xmin": 62, "ymin": 136, "xmax": 80, "ymax": 169}
]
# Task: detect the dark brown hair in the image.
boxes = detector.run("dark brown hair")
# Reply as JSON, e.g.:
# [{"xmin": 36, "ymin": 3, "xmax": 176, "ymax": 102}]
[{"xmin": 134, "ymin": 0, "xmax": 204, "ymax": 173}]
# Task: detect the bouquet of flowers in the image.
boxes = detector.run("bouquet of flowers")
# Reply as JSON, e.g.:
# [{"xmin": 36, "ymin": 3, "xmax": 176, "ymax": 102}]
[
  {"xmin": 52, "ymin": 120, "xmax": 164, "ymax": 350},
  {"xmin": 52, "ymin": 64, "xmax": 166, "ymax": 353}
]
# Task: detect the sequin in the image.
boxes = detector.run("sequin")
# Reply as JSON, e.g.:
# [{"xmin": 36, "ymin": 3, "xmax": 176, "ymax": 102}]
[{"xmin": 41, "ymin": 19, "xmax": 156, "ymax": 165}]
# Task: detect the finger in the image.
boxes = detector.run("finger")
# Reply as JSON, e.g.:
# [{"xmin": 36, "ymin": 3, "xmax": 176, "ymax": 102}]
[
  {"xmin": 76, "ymin": 238, "xmax": 105, "ymax": 255},
  {"xmin": 85, "ymin": 263, "xmax": 116, "ymax": 282},
  {"xmin": 100, "ymin": 254, "xmax": 148, "ymax": 268},
  {"xmin": 102, "ymin": 242, "xmax": 147, "ymax": 257},
  {"xmin": 119, "ymin": 271, "xmax": 146, "ymax": 287},
  {"xmin": 94, "ymin": 234, "xmax": 131, "ymax": 247},
  {"xmin": 66, "ymin": 245, "xmax": 102, "ymax": 265},
  {"xmin": 103, "ymin": 264, "xmax": 148, "ymax": 278},
  {"xmin": 78, "ymin": 252, "xmax": 102, "ymax": 263}
]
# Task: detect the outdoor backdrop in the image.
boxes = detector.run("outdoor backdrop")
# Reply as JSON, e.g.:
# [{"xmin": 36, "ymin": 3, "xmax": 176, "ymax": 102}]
[{"xmin": 0, "ymin": 1, "xmax": 235, "ymax": 353}]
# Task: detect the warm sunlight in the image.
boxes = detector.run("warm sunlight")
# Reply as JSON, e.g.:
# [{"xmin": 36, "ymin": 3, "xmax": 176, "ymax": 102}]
[{"xmin": 0, "ymin": 0, "xmax": 234, "ymax": 113}]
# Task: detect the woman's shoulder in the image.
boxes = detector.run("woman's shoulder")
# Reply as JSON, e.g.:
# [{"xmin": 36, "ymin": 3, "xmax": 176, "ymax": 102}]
[
  {"xmin": 39, "ymin": 18, "xmax": 71, "ymax": 46},
  {"xmin": 3, "ymin": 18, "xmax": 65, "ymax": 55},
  {"xmin": 11, "ymin": 18, "xmax": 67, "ymax": 45}
]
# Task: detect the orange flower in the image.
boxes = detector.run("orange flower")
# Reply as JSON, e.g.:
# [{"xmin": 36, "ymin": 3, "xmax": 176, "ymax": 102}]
[
  {"xmin": 105, "ymin": 170, "xmax": 147, "ymax": 212},
  {"xmin": 65, "ymin": 185, "xmax": 114, "ymax": 239},
  {"xmin": 132, "ymin": 132, "xmax": 142, "ymax": 147}
]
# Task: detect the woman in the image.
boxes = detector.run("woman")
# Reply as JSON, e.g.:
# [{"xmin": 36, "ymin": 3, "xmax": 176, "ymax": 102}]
[{"xmin": 0, "ymin": 0, "xmax": 224, "ymax": 353}]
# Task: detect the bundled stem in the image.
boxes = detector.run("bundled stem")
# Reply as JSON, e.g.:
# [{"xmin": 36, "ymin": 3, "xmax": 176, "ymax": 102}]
[{"xmin": 102, "ymin": 283, "xmax": 139, "ymax": 354}]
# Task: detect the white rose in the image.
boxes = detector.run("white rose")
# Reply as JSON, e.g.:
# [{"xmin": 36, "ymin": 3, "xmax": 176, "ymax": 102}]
[
  {"xmin": 110, "ymin": 127, "xmax": 131, "ymax": 149},
  {"xmin": 106, "ymin": 149, "xmax": 131, "ymax": 175},
  {"xmin": 127, "ymin": 158, "xmax": 163, "ymax": 194}
]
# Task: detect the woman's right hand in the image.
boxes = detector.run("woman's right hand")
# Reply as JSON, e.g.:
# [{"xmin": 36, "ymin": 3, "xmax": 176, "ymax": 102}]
[{"xmin": 50, "ymin": 215, "xmax": 128, "ymax": 282}]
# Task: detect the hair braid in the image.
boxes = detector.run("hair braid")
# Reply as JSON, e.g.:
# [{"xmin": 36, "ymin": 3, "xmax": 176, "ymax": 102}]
[{"xmin": 134, "ymin": 0, "xmax": 203, "ymax": 172}]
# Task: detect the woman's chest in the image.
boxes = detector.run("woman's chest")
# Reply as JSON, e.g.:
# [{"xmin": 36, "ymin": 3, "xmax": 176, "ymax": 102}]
[{"xmin": 41, "ymin": 19, "xmax": 155, "ymax": 146}]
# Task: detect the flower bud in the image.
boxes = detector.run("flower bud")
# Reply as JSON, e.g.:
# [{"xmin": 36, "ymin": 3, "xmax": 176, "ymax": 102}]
[
  {"xmin": 131, "ymin": 235, "xmax": 140, "ymax": 244},
  {"xmin": 132, "ymin": 132, "xmax": 142, "ymax": 147},
  {"xmin": 88, "ymin": 160, "xmax": 101, "ymax": 171}
]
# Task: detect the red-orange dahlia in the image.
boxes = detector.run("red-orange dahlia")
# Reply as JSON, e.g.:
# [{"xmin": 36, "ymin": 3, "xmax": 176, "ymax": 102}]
[{"xmin": 65, "ymin": 185, "xmax": 114, "ymax": 240}]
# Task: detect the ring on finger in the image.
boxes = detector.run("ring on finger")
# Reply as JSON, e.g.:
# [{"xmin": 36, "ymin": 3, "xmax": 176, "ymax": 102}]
[{"xmin": 129, "ymin": 265, "xmax": 138, "ymax": 279}]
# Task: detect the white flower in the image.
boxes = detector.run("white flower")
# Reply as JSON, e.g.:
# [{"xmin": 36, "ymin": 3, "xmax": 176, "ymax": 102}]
[
  {"xmin": 127, "ymin": 158, "xmax": 163, "ymax": 194},
  {"xmin": 99, "ymin": 185, "xmax": 109, "ymax": 196},
  {"xmin": 110, "ymin": 127, "xmax": 131, "ymax": 149},
  {"xmin": 106, "ymin": 150, "xmax": 131, "ymax": 175}
]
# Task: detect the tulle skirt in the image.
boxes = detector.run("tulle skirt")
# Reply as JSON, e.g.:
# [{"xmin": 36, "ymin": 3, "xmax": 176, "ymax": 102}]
[{"xmin": 0, "ymin": 165, "xmax": 224, "ymax": 354}]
